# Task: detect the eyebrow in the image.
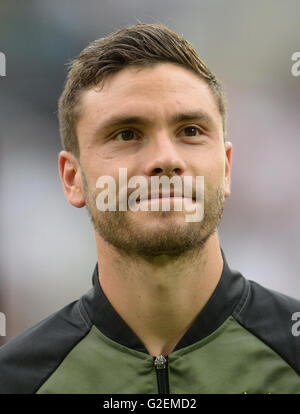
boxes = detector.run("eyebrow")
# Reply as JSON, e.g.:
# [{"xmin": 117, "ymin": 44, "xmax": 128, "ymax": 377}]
[{"xmin": 95, "ymin": 110, "xmax": 216, "ymax": 136}]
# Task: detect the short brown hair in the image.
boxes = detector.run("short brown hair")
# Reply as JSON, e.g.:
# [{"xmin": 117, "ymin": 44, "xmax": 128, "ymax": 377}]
[{"xmin": 58, "ymin": 23, "xmax": 227, "ymax": 158}]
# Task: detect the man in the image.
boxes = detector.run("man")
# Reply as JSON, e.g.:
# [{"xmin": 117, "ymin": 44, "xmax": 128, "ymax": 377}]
[{"xmin": 0, "ymin": 23, "xmax": 299, "ymax": 394}]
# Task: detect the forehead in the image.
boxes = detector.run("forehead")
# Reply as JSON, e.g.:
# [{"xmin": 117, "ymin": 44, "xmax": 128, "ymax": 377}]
[{"xmin": 77, "ymin": 63, "xmax": 222, "ymax": 129}]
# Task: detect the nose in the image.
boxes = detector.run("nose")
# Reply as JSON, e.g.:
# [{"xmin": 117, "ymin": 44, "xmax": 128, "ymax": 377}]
[{"xmin": 142, "ymin": 132, "xmax": 187, "ymax": 177}]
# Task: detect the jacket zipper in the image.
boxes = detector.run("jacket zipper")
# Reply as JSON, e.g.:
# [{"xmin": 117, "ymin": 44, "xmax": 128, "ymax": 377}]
[{"xmin": 153, "ymin": 355, "xmax": 170, "ymax": 394}]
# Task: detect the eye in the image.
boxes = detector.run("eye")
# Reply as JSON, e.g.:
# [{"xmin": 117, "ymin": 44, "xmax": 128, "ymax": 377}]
[
  {"xmin": 114, "ymin": 129, "xmax": 139, "ymax": 141},
  {"xmin": 181, "ymin": 126, "xmax": 202, "ymax": 136}
]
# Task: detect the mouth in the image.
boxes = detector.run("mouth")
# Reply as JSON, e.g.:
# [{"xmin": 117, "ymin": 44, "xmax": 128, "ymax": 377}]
[{"xmin": 137, "ymin": 192, "xmax": 196, "ymax": 202}]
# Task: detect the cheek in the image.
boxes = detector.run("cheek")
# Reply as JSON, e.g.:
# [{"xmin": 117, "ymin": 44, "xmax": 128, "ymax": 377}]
[
  {"xmin": 193, "ymin": 151, "xmax": 225, "ymax": 182},
  {"xmin": 81, "ymin": 150, "xmax": 114, "ymax": 182}
]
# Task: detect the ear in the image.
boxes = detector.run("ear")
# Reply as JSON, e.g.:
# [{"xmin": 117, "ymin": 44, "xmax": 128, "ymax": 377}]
[
  {"xmin": 224, "ymin": 141, "xmax": 232, "ymax": 198},
  {"xmin": 58, "ymin": 150, "xmax": 86, "ymax": 208}
]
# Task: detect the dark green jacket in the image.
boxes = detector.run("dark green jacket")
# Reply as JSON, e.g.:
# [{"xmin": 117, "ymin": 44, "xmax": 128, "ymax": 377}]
[{"xmin": 1, "ymin": 250, "xmax": 300, "ymax": 394}]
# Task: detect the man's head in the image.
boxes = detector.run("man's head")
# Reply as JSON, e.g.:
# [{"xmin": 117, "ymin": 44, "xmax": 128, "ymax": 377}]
[
  {"xmin": 58, "ymin": 23, "xmax": 232, "ymax": 258},
  {"xmin": 58, "ymin": 23, "xmax": 227, "ymax": 160}
]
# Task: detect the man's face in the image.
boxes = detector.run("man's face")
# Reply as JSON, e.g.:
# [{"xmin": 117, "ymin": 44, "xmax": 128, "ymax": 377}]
[{"xmin": 74, "ymin": 63, "xmax": 232, "ymax": 258}]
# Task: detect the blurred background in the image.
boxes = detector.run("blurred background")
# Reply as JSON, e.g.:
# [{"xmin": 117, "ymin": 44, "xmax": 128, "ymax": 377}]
[{"xmin": 1, "ymin": 0, "xmax": 300, "ymax": 345}]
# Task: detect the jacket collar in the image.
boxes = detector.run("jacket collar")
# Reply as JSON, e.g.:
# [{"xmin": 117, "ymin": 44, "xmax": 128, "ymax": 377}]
[{"xmin": 81, "ymin": 248, "xmax": 247, "ymax": 354}]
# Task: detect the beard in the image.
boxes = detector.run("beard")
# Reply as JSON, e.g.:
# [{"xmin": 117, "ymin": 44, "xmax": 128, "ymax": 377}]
[{"xmin": 81, "ymin": 171, "xmax": 225, "ymax": 259}]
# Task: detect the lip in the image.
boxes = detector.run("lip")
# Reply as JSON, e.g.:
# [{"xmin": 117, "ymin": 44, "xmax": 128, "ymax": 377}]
[{"xmin": 138, "ymin": 192, "xmax": 195, "ymax": 202}]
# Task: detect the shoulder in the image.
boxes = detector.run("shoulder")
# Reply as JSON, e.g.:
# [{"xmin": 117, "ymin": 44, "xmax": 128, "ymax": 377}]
[
  {"xmin": 0, "ymin": 297, "xmax": 92, "ymax": 394},
  {"xmin": 233, "ymin": 278, "xmax": 300, "ymax": 375}
]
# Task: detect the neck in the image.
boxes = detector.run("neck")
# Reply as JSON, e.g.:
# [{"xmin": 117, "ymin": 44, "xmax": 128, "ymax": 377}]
[{"xmin": 95, "ymin": 231, "xmax": 223, "ymax": 356}]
